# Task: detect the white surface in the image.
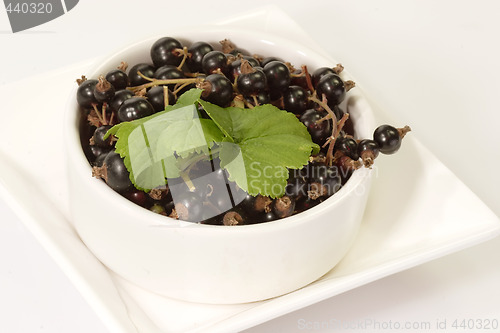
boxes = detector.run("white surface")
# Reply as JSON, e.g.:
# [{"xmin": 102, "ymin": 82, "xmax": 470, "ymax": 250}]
[{"xmin": 1, "ymin": 1, "xmax": 500, "ymax": 333}]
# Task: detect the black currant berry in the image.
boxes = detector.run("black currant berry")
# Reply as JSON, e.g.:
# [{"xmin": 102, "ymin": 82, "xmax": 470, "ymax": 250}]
[
  {"xmin": 92, "ymin": 125, "xmax": 113, "ymax": 148},
  {"xmin": 263, "ymin": 61, "xmax": 291, "ymax": 94},
  {"xmin": 105, "ymin": 68, "xmax": 129, "ymax": 90},
  {"xmin": 315, "ymin": 73, "xmax": 346, "ymax": 106},
  {"xmin": 201, "ymin": 51, "xmax": 229, "ymax": 75},
  {"xmin": 128, "ymin": 63, "xmax": 155, "ymax": 86},
  {"xmin": 186, "ymin": 41, "xmax": 214, "ymax": 73},
  {"xmin": 283, "ymin": 85, "xmax": 309, "ymax": 115},
  {"xmin": 244, "ymin": 91, "xmax": 271, "ymax": 106},
  {"xmin": 198, "ymin": 74, "xmax": 233, "ymax": 107},
  {"xmin": 77, "ymin": 79, "xmax": 98, "ymax": 107},
  {"xmin": 124, "ymin": 189, "xmax": 148, "ymax": 207},
  {"xmin": 146, "ymin": 86, "xmax": 175, "ymax": 112},
  {"xmin": 272, "ymin": 195, "xmax": 295, "ymax": 219},
  {"xmin": 334, "ymin": 137, "xmax": 359, "ymax": 161},
  {"xmin": 311, "ymin": 67, "xmax": 336, "ymax": 87},
  {"xmin": 295, "ymin": 197, "xmax": 322, "ymax": 213},
  {"xmin": 117, "ymin": 97, "xmax": 155, "ymax": 122},
  {"xmin": 299, "ymin": 109, "xmax": 331, "ymax": 145},
  {"xmin": 284, "ymin": 174, "xmax": 308, "ymax": 200},
  {"xmin": 253, "ymin": 195, "xmax": 273, "ymax": 215},
  {"xmin": 308, "ymin": 165, "xmax": 341, "ymax": 197},
  {"xmin": 93, "ymin": 75, "xmax": 115, "ymax": 103},
  {"xmin": 260, "ymin": 211, "xmax": 277, "ymax": 223},
  {"xmin": 173, "ymin": 191, "xmax": 204, "ymax": 222},
  {"xmin": 91, "ymin": 147, "xmax": 110, "ymax": 166},
  {"xmin": 373, "ymin": 124, "xmax": 402, "ymax": 155},
  {"xmin": 260, "ymin": 56, "xmax": 283, "ymax": 67},
  {"xmin": 357, "ymin": 139, "xmax": 380, "ymax": 167},
  {"xmin": 99, "ymin": 151, "xmax": 133, "ymax": 192},
  {"xmin": 150, "ymin": 37, "xmax": 183, "ymax": 68},
  {"xmin": 236, "ymin": 60, "xmax": 267, "ymax": 96},
  {"xmin": 229, "ymin": 56, "xmax": 260, "ymax": 79},
  {"xmin": 109, "ymin": 89, "xmax": 134, "ymax": 112},
  {"xmin": 153, "ymin": 65, "xmax": 185, "ymax": 88}
]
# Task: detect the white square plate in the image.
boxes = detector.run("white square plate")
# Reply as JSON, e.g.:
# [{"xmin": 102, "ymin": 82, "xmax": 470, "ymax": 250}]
[{"xmin": 0, "ymin": 6, "xmax": 499, "ymax": 333}]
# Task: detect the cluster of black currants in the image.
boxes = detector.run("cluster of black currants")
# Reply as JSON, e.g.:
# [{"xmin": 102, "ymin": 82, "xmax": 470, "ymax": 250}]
[{"xmin": 76, "ymin": 36, "xmax": 410, "ymax": 225}]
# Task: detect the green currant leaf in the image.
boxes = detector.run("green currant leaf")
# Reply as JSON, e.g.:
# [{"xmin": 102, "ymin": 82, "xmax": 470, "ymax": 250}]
[
  {"xmin": 199, "ymin": 100, "xmax": 320, "ymax": 198},
  {"xmin": 107, "ymin": 100, "xmax": 224, "ymax": 191},
  {"xmin": 174, "ymin": 88, "xmax": 203, "ymax": 107}
]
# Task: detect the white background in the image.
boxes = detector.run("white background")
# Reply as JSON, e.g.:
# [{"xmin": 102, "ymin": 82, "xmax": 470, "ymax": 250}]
[{"xmin": 1, "ymin": 1, "xmax": 500, "ymax": 332}]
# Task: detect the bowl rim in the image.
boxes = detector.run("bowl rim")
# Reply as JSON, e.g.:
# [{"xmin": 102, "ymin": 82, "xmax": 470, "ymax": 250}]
[{"xmin": 64, "ymin": 26, "xmax": 374, "ymax": 232}]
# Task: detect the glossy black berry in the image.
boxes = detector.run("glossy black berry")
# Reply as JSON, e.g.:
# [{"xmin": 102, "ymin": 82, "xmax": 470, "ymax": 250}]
[
  {"xmin": 109, "ymin": 89, "xmax": 134, "ymax": 112},
  {"xmin": 236, "ymin": 66, "xmax": 267, "ymax": 96},
  {"xmin": 77, "ymin": 79, "xmax": 98, "ymax": 107},
  {"xmin": 334, "ymin": 137, "xmax": 359, "ymax": 160},
  {"xmin": 186, "ymin": 41, "xmax": 214, "ymax": 73},
  {"xmin": 295, "ymin": 197, "xmax": 322, "ymax": 213},
  {"xmin": 373, "ymin": 125, "xmax": 402, "ymax": 155},
  {"xmin": 124, "ymin": 189, "xmax": 148, "ymax": 207},
  {"xmin": 128, "ymin": 63, "xmax": 155, "ymax": 86},
  {"xmin": 93, "ymin": 76, "xmax": 115, "ymax": 103},
  {"xmin": 199, "ymin": 74, "xmax": 233, "ymax": 107},
  {"xmin": 263, "ymin": 61, "xmax": 291, "ymax": 94},
  {"xmin": 117, "ymin": 97, "xmax": 155, "ymax": 122},
  {"xmin": 260, "ymin": 56, "xmax": 283, "ymax": 67},
  {"xmin": 150, "ymin": 37, "xmax": 183, "ymax": 68},
  {"xmin": 91, "ymin": 147, "xmax": 110, "ymax": 166},
  {"xmin": 153, "ymin": 65, "xmax": 185, "ymax": 87},
  {"xmin": 102, "ymin": 151, "xmax": 133, "ymax": 192},
  {"xmin": 272, "ymin": 195, "xmax": 295, "ymax": 219},
  {"xmin": 308, "ymin": 165, "xmax": 341, "ymax": 197},
  {"xmin": 315, "ymin": 73, "xmax": 346, "ymax": 105},
  {"xmin": 229, "ymin": 57, "xmax": 261, "ymax": 80},
  {"xmin": 299, "ymin": 109, "xmax": 331, "ymax": 145},
  {"xmin": 105, "ymin": 69, "xmax": 129, "ymax": 90},
  {"xmin": 284, "ymin": 174, "xmax": 308, "ymax": 200},
  {"xmin": 357, "ymin": 139, "xmax": 380, "ymax": 167},
  {"xmin": 146, "ymin": 86, "xmax": 175, "ymax": 112},
  {"xmin": 244, "ymin": 91, "xmax": 271, "ymax": 106},
  {"xmin": 173, "ymin": 191, "xmax": 204, "ymax": 222},
  {"xmin": 92, "ymin": 125, "xmax": 112, "ymax": 147},
  {"xmin": 283, "ymin": 85, "xmax": 309, "ymax": 115},
  {"xmin": 311, "ymin": 67, "xmax": 336, "ymax": 87},
  {"xmin": 260, "ymin": 211, "xmax": 278, "ymax": 223},
  {"xmin": 201, "ymin": 51, "xmax": 229, "ymax": 75}
]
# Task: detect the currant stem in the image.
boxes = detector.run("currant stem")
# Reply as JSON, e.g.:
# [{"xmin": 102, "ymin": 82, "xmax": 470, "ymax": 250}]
[
  {"xmin": 302, "ymin": 65, "xmax": 315, "ymax": 92},
  {"xmin": 325, "ymin": 113, "xmax": 350, "ymax": 165},
  {"xmin": 118, "ymin": 61, "xmax": 128, "ymax": 71},
  {"xmin": 91, "ymin": 103, "xmax": 105, "ymax": 125},
  {"xmin": 176, "ymin": 46, "xmax": 189, "ymax": 71},
  {"xmin": 309, "ymin": 93, "xmax": 337, "ymax": 125},
  {"xmin": 128, "ymin": 77, "xmax": 203, "ymax": 92},
  {"xmin": 172, "ymin": 81, "xmax": 192, "ymax": 95},
  {"xmin": 345, "ymin": 80, "xmax": 356, "ymax": 92},
  {"xmin": 163, "ymin": 86, "xmax": 169, "ymax": 107},
  {"xmin": 332, "ymin": 63, "xmax": 344, "ymax": 74},
  {"xmin": 76, "ymin": 75, "xmax": 87, "ymax": 86},
  {"xmin": 398, "ymin": 125, "xmax": 412, "ymax": 138},
  {"xmin": 136, "ymin": 70, "xmax": 156, "ymax": 82},
  {"xmin": 252, "ymin": 95, "xmax": 260, "ymax": 106}
]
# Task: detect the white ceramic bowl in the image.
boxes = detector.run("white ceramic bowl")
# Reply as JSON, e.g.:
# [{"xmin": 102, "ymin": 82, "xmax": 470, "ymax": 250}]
[{"xmin": 64, "ymin": 27, "xmax": 376, "ymax": 304}]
